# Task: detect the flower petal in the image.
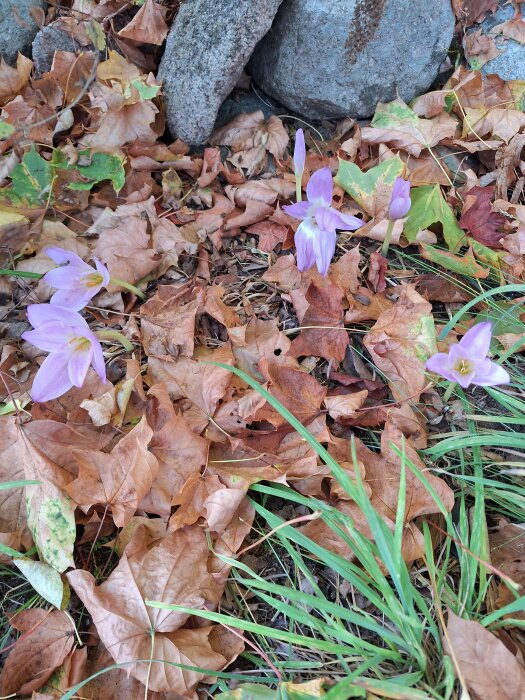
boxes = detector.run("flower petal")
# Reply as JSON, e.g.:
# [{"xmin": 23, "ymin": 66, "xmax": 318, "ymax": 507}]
[
  {"xmin": 27, "ymin": 304, "xmax": 90, "ymax": 331},
  {"xmin": 472, "ymin": 359, "xmax": 510, "ymax": 386},
  {"xmin": 43, "ymin": 265, "xmax": 85, "ymax": 290},
  {"xmin": 391, "ymin": 177, "xmax": 410, "ymax": 200},
  {"xmin": 449, "ymin": 368, "xmax": 475, "ymax": 388},
  {"xmin": 313, "ymin": 228, "xmax": 336, "ymax": 276},
  {"xmin": 94, "ymin": 258, "xmax": 111, "ymax": 286},
  {"xmin": 314, "ymin": 205, "xmax": 341, "ymax": 234},
  {"xmin": 89, "ymin": 334, "xmax": 107, "ymax": 383},
  {"xmin": 331, "ymin": 209, "xmax": 365, "ymax": 231},
  {"xmin": 306, "ymin": 167, "xmax": 333, "ymax": 207},
  {"xmin": 68, "ymin": 343, "xmax": 93, "ymax": 387},
  {"xmin": 295, "ymin": 219, "xmax": 317, "ymax": 272},
  {"xmin": 31, "ymin": 352, "xmax": 73, "ymax": 403},
  {"xmin": 44, "ymin": 247, "xmax": 86, "ymax": 267},
  {"xmin": 426, "ymin": 352, "xmax": 453, "ymax": 377},
  {"xmin": 459, "ymin": 322, "xmax": 493, "ymax": 360},
  {"xmin": 22, "ymin": 323, "xmax": 73, "ymax": 352},
  {"xmin": 283, "ymin": 201, "xmax": 310, "ymax": 221},
  {"xmin": 50, "ymin": 288, "xmax": 97, "ymax": 312},
  {"xmin": 293, "ymin": 128, "xmax": 305, "ymax": 176}
]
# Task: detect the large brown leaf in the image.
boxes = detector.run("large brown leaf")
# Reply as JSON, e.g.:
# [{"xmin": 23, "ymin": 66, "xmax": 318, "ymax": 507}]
[
  {"xmin": 444, "ymin": 610, "xmax": 525, "ymax": 699},
  {"xmin": 66, "ymin": 416, "xmax": 158, "ymax": 527},
  {"xmin": 459, "ymin": 186, "xmax": 507, "ymax": 248},
  {"xmin": 489, "ymin": 519, "xmax": 525, "ymax": 620},
  {"xmin": 0, "ymin": 609, "xmax": 74, "ymax": 696},
  {"xmin": 67, "ymin": 526, "xmax": 239, "ymax": 694}
]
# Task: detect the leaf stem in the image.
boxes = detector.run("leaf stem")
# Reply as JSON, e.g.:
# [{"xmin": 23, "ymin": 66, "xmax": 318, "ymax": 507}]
[
  {"xmin": 95, "ymin": 329, "xmax": 134, "ymax": 351},
  {"xmin": 110, "ymin": 277, "xmax": 146, "ymax": 300},
  {"xmin": 381, "ymin": 220, "xmax": 395, "ymax": 257},
  {"xmin": 0, "ymin": 269, "xmax": 43, "ymax": 279}
]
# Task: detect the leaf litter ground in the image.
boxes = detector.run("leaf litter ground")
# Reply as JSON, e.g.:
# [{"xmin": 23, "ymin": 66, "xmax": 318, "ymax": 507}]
[{"xmin": 0, "ymin": 2, "xmax": 525, "ymax": 699}]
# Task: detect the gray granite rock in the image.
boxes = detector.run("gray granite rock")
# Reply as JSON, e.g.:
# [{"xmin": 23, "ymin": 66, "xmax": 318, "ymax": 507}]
[
  {"xmin": 158, "ymin": 0, "xmax": 284, "ymax": 144},
  {"xmin": 248, "ymin": 0, "xmax": 455, "ymax": 120},
  {"xmin": 0, "ymin": 0, "xmax": 47, "ymax": 65},
  {"xmin": 32, "ymin": 25, "xmax": 84, "ymax": 75},
  {"xmin": 470, "ymin": 1, "xmax": 525, "ymax": 81}
]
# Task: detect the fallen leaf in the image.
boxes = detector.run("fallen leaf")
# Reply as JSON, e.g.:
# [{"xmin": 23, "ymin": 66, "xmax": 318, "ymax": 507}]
[
  {"xmin": 490, "ymin": 519, "xmax": 525, "ymax": 619},
  {"xmin": 117, "ymin": 0, "xmax": 169, "ymax": 45},
  {"xmin": 67, "ymin": 526, "xmax": 238, "ymax": 694},
  {"xmin": 459, "ymin": 185, "xmax": 507, "ymax": 248},
  {"xmin": 464, "ymin": 30, "xmax": 501, "ymax": 69},
  {"xmin": 324, "ymin": 391, "xmax": 368, "ymax": 420},
  {"xmin": 452, "ymin": 0, "xmax": 498, "ymax": 26},
  {"xmin": 443, "ymin": 610, "xmax": 525, "ymax": 699},
  {"xmin": 66, "ymin": 416, "xmax": 158, "ymax": 527},
  {"xmin": 0, "ymin": 609, "xmax": 74, "ymax": 696},
  {"xmin": 0, "ymin": 54, "xmax": 33, "ymax": 106}
]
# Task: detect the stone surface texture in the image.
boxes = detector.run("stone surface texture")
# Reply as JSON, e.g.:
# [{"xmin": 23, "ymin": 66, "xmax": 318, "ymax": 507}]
[
  {"xmin": 249, "ymin": 0, "xmax": 455, "ymax": 120},
  {"xmin": 158, "ymin": 0, "xmax": 284, "ymax": 144},
  {"xmin": 32, "ymin": 25, "xmax": 83, "ymax": 75},
  {"xmin": 471, "ymin": 1, "xmax": 525, "ymax": 80},
  {"xmin": 0, "ymin": 0, "xmax": 47, "ymax": 65}
]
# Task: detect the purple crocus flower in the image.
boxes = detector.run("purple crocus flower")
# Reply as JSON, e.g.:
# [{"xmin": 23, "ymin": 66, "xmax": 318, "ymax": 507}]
[
  {"xmin": 388, "ymin": 177, "xmax": 411, "ymax": 221},
  {"xmin": 425, "ymin": 321, "xmax": 510, "ymax": 388},
  {"xmin": 43, "ymin": 247, "xmax": 110, "ymax": 311},
  {"xmin": 294, "ymin": 128, "xmax": 305, "ymax": 182},
  {"xmin": 283, "ymin": 167, "xmax": 364, "ymax": 276},
  {"xmin": 22, "ymin": 304, "xmax": 106, "ymax": 403}
]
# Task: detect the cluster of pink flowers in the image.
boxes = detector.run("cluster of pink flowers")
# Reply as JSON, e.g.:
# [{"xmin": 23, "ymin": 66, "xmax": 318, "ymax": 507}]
[{"xmin": 22, "ymin": 249, "xmax": 109, "ymax": 403}]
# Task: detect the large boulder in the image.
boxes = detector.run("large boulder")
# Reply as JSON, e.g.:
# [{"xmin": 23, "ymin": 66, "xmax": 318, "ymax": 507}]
[
  {"xmin": 32, "ymin": 25, "xmax": 82, "ymax": 76},
  {"xmin": 249, "ymin": 0, "xmax": 455, "ymax": 120},
  {"xmin": 158, "ymin": 0, "xmax": 284, "ymax": 144},
  {"xmin": 0, "ymin": 0, "xmax": 47, "ymax": 65}
]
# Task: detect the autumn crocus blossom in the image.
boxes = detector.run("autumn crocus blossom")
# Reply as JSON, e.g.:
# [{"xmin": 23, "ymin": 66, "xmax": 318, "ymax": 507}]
[
  {"xmin": 388, "ymin": 177, "xmax": 411, "ymax": 221},
  {"xmin": 43, "ymin": 247, "xmax": 110, "ymax": 311},
  {"xmin": 425, "ymin": 321, "xmax": 510, "ymax": 388},
  {"xmin": 293, "ymin": 127, "xmax": 305, "ymax": 199},
  {"xmin": 284, "ymin": 167, "xmax": 363, "ymax": 276},
  {"xmin": 22, "ymin": 304, "xmax": 106, "ymax": 402}
]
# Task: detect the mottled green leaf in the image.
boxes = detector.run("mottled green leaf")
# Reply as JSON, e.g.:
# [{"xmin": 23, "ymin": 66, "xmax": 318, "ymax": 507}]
[
  {"xmin": 131, "ymin": 77, "xmax": 161, "ymax": 100},
  {"xmin": 4, "ymin": 148, "xmax": 53, "ymax": 206},
  {"xmin": 53, "ymin": 148, "xmax": 126, "ymax": 193},
  {"xmin": 420, "ymin": 244, "xmax": 490, "ymax": 279},
  {"xmin": 470, "ymin": 238, "xmax": 501, "ymax": 274},
  {"xmin": 371, "ymin": 100, "xmax": 419, "ymax": 129},
  {"xmin": 335, "ymin": 155, "xmax": 404, "ymax": 216},
  {"xmin": 86, "ymin": 19, "xmax": 106, "ymax": 51},
  {"xmin": 13, "ymin": 558, "xmax": 68, "ymax": 609},
  {"xmin": 0, "ymin": 121, "xmax": 15, "ymax": 139},
  {"xmin": 217, "ymin": 680, "xmax": 330, "ymax": 700},
  {"xmin": 26, "ymin": 485, "xmax": 76, "ymax": 573},
  {"xmin": 404, "ymin": 185, "xmax": 465, "ymax": 252}
]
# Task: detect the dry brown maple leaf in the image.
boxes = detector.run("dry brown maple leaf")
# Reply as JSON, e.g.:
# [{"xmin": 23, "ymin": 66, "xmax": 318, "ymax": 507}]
[
  {"xmin": 443, "ymin": 610, "xmax": 525, "ymax": 699},
  {"xmin": 459, "ymin": 185, "xmax": 507, "ymax": 248},
  {"xmin": 67, "ymin": 526, "xmax": 239, "ymax": 694},
  {"xmin": 118, "ymin": 0, "xmax": 169, "ymax": 45},
  {"xmin": 289, "ymin": 280, "xmax": 348, "ymax": 363},
  {"xmin": 0, "ymin": 417, "xmax": 27, "ymax": 538},
  {"xmin": 0, "ymin": 609, "xmax": 75, "ymax": 696},
  {"xmin": 66, "ymin": 416, "xmax": 158, "ymax": 527},
  {"xmin": 0, "ymin": 54, "xmax": 32, "ymax": 105},
  {"xmin": 90, "ymin": 198, "xmax": 160, "ymax": 289},
  {"xmin": 229, "ymin": 317, "xmax": 291, "ymax": 379},
  {"xmin": 452, "ymin": 0, "xmax": 498, "ymax": 26}
]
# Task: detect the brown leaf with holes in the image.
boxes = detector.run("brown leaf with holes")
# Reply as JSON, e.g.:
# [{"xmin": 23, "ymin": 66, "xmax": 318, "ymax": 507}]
[
  {"xmin": 118, "ymin": 0, "xmax": 169, "ymax": 45},
  {"xmin": 0, "ymin": 609, "xmax": 74, "ymax": 696},
  {"xmin": 289, "ymin": 280, "xmax": 348, "ymax": 363},
  {"xmin": 459, "ymin": 186, "xmax": 507, "ymax": 248},
  {"xmin": 443, "ymin": 610, "xmax": 525, "ymax": 699},
  {"xmin": 67, "ymin": 526, "xmax": 241, "ymax": 694},
  {"xmin": 66, "ymin": 416, "xmax": 158, "ymax": 527}
]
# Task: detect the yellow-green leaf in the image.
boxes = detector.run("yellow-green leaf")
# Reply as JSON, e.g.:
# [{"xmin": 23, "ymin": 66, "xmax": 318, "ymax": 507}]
[
  {"xmin": 404, "ymin": 185, "xmax": 465, "ymax": 252},
  {"xmin": 420, "ymin": 244, "xmax": 490, "ymax": 279}
]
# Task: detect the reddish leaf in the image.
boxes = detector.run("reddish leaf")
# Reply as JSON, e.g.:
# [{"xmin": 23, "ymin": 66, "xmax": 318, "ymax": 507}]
[{"xmin": 459, "ymin": 186, "xmax": 507, "ymax": 248}]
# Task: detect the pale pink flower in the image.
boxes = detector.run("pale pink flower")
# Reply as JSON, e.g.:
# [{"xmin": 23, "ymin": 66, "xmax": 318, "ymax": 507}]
[
  {"xmin": 293, "ymin": 127, "xmax": 305, "ymax": 182},
  {"xmin": 22, "ymin": 304, "xmax": 106, "ymax": 402},
  {"xmin": 426, "ymin": 321, "xmax": 510, "ymax": 388},
  {"xmin": 388, "ymin": 177, "xmax": 411, "ymax": 221},
  {"xmin": 284, "ymin": 167, "xmax": 363, "ymax": 276},
  {"xmin": 43, "ymin": 247, "xmax": 110, "ymax": 311}
]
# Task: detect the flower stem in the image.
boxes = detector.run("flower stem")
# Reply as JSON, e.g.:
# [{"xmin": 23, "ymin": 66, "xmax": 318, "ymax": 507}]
[
  {"xmin": 381, "ymin": 220, "xmax": 395, "ymax": 257},
  {"xmin": 295, "ymin": 176, "xmax": 302, "ymax": 203},
  {"xmin": 0, "ymin": 269, "xmax": 43, "ymax": 279},
  {"xmin": 95, "ymin": 329, "xmax": 134, "ymax": 351},
  {"xmin": 110, "ymin": 278, "xmax": 146, "ymax": 300},
  {"xmin": 442, "ymin": 381, "xmax": 457, "ymax": 403}
]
